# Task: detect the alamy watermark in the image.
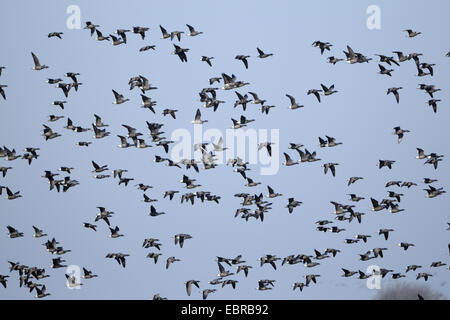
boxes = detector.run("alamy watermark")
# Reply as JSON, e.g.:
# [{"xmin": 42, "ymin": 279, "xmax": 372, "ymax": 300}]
[{"xmin": 170, "ymin": 126, "xmax": 280, "ymax": 175}]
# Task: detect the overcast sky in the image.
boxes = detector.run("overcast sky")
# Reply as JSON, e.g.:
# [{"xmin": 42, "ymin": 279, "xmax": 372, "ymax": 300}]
[{"xmin": 0, "ymin": 0, "xmax": 449, "ymax": 299}]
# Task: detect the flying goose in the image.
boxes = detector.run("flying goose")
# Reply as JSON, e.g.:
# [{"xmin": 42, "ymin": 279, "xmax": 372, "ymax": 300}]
[
  {"xmin": 149, "ymin": 205, "xmax": 165, "ymax": 217},
  {"xmin": 348, "ymin": 194, "xmax": 365, "ymax": 202},
  {"xmin": 174, "ymin": 233, "xmax": 192, "ymax": 248},
  {"xmin": 172, "ymin": 44, "xmax": 189, "ymax": 62},
  {"xmin": 348, "ymin": 176, "xmax": 363, "ymax": 186},
  {"xmin": 146, "ymin": 252, "xmax": 162, "ymax": 264},
  {"xmin": 0, "ymin": 166, "xmax": 12, "ymax": 177},
  {"xmin": 32, "ymin": 226, "xmax": 47, "ymax": 238},
  {"xmin": 393, "ymin": 51, "xmax": 410, "ymax": 63},
  {"xmin": 387, "ymin": 87, "xmax": 402, "ymax": 103},
  {"xmin": 166, "ymin": 256, "xmax": 181, "ymax": 269},
  {"xmin": 378, "ymin": 159, "xmax": 395, "ymax": 169},
  {"xmin": 256, "ymin": 47, "xmax": 273, "ymax": 58},
  {"xmin": 320, "ymin": 83, "xmax": 338, "ymax": 96},
  {"xmin": 51, "ymin": 257, "xmax": 67, "ymax": 269},
  {"xmin": 404, "ymin": 29, "xmax": 421, "ymax": 37},
  {"xmin": 81, "ymin": 267, "xmax": 98, "ymax": 279},
  {"xmin": 236, "ymin": 265, "xmax": 252, "ymax": 277},
  {"xmin": 0, "ymin": 275, "xmax": 9, "ymax": 288},
  {"xmin": 398, "ymin": 242, "xmax": 415, "ymax": 251},
  {"xmin": 5, "ymin": 187, "xmax": 22, "ymax": 200},
  {"xmin": 7, "ymin": 225, "xmax": 24, "ymax": 238},
  {"xmin": 375, "ymin": 54, "xmax": 399, "ymax": 66},
  {"xmin": 95, "ymin": 29, "xmax": 110, "ymax": 41},
  {"xmin": 307, "ymin": 89, "xmax": 322, "ymax": 102},
  {"xmin": 286, "ymin": 94, "xmax": 304, "ymax": 110},
  {"xmin": 371, "ymin": 247, "xmax": 387, "ymax": 258},
  {"xmin": 201, "ymin": 56, "xmax": 214, "ymax": 67},
  {"xmin": 115, "ymin": 29, "xmax": 130, "ymax": 43},
  {"xmin": 416, "ymin": 273, "xmax": 432, "ymax": 281},
  {"xmin": 393, "ymin": 126, "xmax": 410, "ymax": 143},
  {"xmin": 327, "ymin": 56, "xmax": 344, "ymax": 64},
  {"xmin": 427, "ymin": 99, "xmax": 441, "ymax": 113},
  {"xmin": 305, "ymin": 274, "xmax": 320, "ymax": 286},
  {"xmin": 420, "ymin": 63, "xmax": 435, "ymax": 76},
  {"xmin": 35, "ymin": 285, "xmax": 50, "ymax": 298},
  {"xmin": 201, "ymin": 289, "xmax": 216, "ymax": 300},
  {"xmin": 139, "ymin": 45, "xmax": 156, "ymax": 52},
  {"xmin": 405, "ymin": 265, "xmax": 422, "ymax": 273},
  {"xmin": 31, "ymin": 52, "xmax": 49, "ymax": 70},
  {"xmin": 92, "ymin": 161, "xmax": 108, "ymax": 173},
  {"xmin": 66, "ymin": 273, "xmax": 83, "ymax": 288},
  {"xmin": 162, "ymin": 108, "xmax": 178, "ymax": 119},
  {"xmin": 379, "ymin": 228, "xmax": 394, "ymax": 240},
  {"xmin": 186, "ymin": 24, "xmax": 203, "ymax": 36},
  {"xmin": 266, "ymin": 185, "xmax": 282, "ymax": 198},
  {"xmin": 185, "ymin": 280, "xmax": 200, "ymax": 296},
  {"xmin": 323, "ymin": 163, "xmax": 339, "ymax": 177},
  {"xmin": 378, "ymin": 64, "xmax": 394, "ymax": 76},
  {"xmin": 0, "ymin": 66, "xmax": 5, "ymax": 77},
  {"xmin": 341, "ymin": 268, "xmax": 358, "ymax": 277},
  {"xmin": 112, "ymin": 90, "xmax": 129, "ymax": 104},
  {"xmin": 312, "ymin": 41, "xmax": 332, "ymax": 54},
  {"xmin": 286, "ymin": 198, "xmax": 302, "ymax": 213},
  {"xmin": 0, "ymin": 85, "xmax": 6, "ymax": 100},
  {"xmin": 109, "ymin": 226, "xmax": 124, "ymax": 238},
  {"xmin": 417, "ymin": 84, "xmax": 441, "ymax": 97},
  {"xmin": 106, "ymin": 253, "xmax": 129, "ymax": 268},
  {"xmin": 83, "ymin": 223, "xmax": 97, "ymax": 231},
  {"xmin": 84, "ymin": 21, "xmax": 99, "ymax": 36},
  {"xmin": 132, "ymin": 26, "xmax": 149, "ymax": 40},
  {"xmin": 233, "ymin": 91, "xmax": 251, "ymax": 111},
  {"xmin": 235, "ymin": 55, "xmax": 250, "ymax": 69}
]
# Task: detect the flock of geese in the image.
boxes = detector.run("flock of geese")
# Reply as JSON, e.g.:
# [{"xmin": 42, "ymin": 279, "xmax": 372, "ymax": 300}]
[{"xmin": 0, "ymin": 20, "xmax": 449, "ymax": 300}]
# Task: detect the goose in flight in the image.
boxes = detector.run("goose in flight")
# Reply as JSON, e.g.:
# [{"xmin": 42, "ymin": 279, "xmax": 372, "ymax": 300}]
[
  {"xmin": 149, "ymin": 205, "xmax": 165, "ymax": 217},
  {"xmin": 234, "ymin": 91, "xmax": 251, "ymax": 111},
  {"xmin": 323, "ymin": 163, "xmax": 339, "ymax": 177},
  {"xmin": 201, "ymin": 56, "xmax": 214, "ymax": 67},
  {"xmin": 286, "ymin": 94, "xmax": 304, "ymax": 110},
  {"xmin": 375, "ymin": 54, "xmax": 399, "ymax": 66},
  {"xmin": 35, "ymin": 285, "xmax": 50, "ymax": 298},
  {"xmin": 393, "ymin": 51, "xmax": 410, "ymax": 63},
  {"xmin": 283, "ymin": 153, "xmax": 298, "ymax": 166},
  {"xmin": 423, "ymin": 185, "xmax": 446, "ymax": 198},
  {"xmin": 416, "ymin": 273, "xmax": 432, "ymax": 281},
  {"xmin": 132, "ymin": 26, "xmax": 149, "ymax": 40},
  {"xmin": 112, "ymin": 90, "xmax": 129, "ymax": 104},
  {"xmin": 191, "ymin": 109, "xmax": 208, "ymax": 124},
  {"xmin": 312, "ymin": 41, "xmax": 332, "ymax": 54},
  {"xmin": 166, "ymin": 256, "xmax": 181, "ymax": 269},
  {"xmin": 348, "ymin": 194, "xmax": 365, "ymax": 202},
  {"xmin": 341, "ymin": 268, "xmax": 358, "ymax": 277},
  {"xmin": 256, "ymin": 47, "xmax": 273, "ymax": 58},
  {"xmin": 92, "ymin": 161, "xmax": 108, "ymax": 173},
  {"xmin": 139, "ymin": 45, "xmax": 156, "ymax": 52},
  {"xmin": 320, "ymin": 83, "xmax": 338, "ymax": 96},
  {"xmin": 115, "ymin": 29, "xmax": 130, "ymax": 43},
  {"xmin": 378, "ymin": 159, "xmax": 395, "ymax": 169},
  {"xmin": 404, "ymin": 29, "xmax": 421, "ymax": 37},
  {"xmin": 174, "ymin": 233, "xmax": 192, "ymax": 248},
  {"xmin": 5, "ymin": 187, "xmax": 22, "ymax": 200},
  {"xmin": 7, "ymin": 225, "xmax": 24, "ymax": 238},
  {"xmin": 31, "ymin": 52, "xmax": 49, "ymax": 70},
  {"xmin": 427, "ymin": 99, "xmax": 441, "ymax": 113},
  {"xmin": 0, "ymin": 85, "xmax": 7, "ymax": 100},
  {"xmin": 235, "ymin": 55, "xmax": 250, "ymax": 69},
  {"xmin": 81, "ymin": 267, "xmax": 97, "ymax": 279},
  {"xmin": 170, "ymin": 30, "xmax": 184, "ymax": 41},
  {"xmin": 286, "ymin": 198, "xmax": 302, "ymax": 213},
  {"xmin": 398, "ymin": 242, "xmax": 415, "ymax": 250},
  {"xmin": 84, "ymin": 21, "xmax": 99, "ymax": 36},
  {"xmin": 106, "ymin": 253, "xmax": 129, "ymax": 268},
  {"xmin": 378, "ymin": 64, "xmax": 394, "ymax": 76},
  {"xmin": 83, "ymin": 223, "xmax": 97, "ymax": 231},
  {"xmin": 327, "ymin": 56, "xmax": 344, "ymax": 64},
  {"xmin": 95, "ymin": 30, "xmax": 110, "ymax": 41},
  {"xmin": 307, "ymin": 89, "xmax": 322, "ymax": 102},
  {"xmin": 393, "ymin": 126, "xmax": 410, "ymax": 143},
  {"xmin": 109, "ymin": 226, "xmax": 124, "ymax": 238},
  {"xmin": 32, "ymin": 226, "xmax": 47, "ymax": 238},
  {"xmin": 387, "ymin": 87, "xmax": 402, "ymax": 104},
  {"xmin": 172, "ymin": 44, "xmax": 189, "ymax": 62},
  {"xmin": 0, "ymin": 166, "xmax": 12, "ymax": 177},
  {"xmin": 186, "ymin": 24, "xmax": 203, "ymax": 36},
  {"xmin": 185, "ymin": 280, "xmax": 200, "ymax": 296},
  {"xmin": 66, "ymin": 273, "xmax": 83, "ymax": 288},
  {"xmin": 201, "ymin": 289, "xmax": 216, "ymax": 300},
  {"xmin": 348, "ymin": 176, "xmax": 363, "ymax": 186},
  {"xmin": 379, "ymin": 228, "xmax": 394, "ymax": 240},
  {"xmin": 371, "ymin": 198, "xmax": 386, "ymax": 211}
]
